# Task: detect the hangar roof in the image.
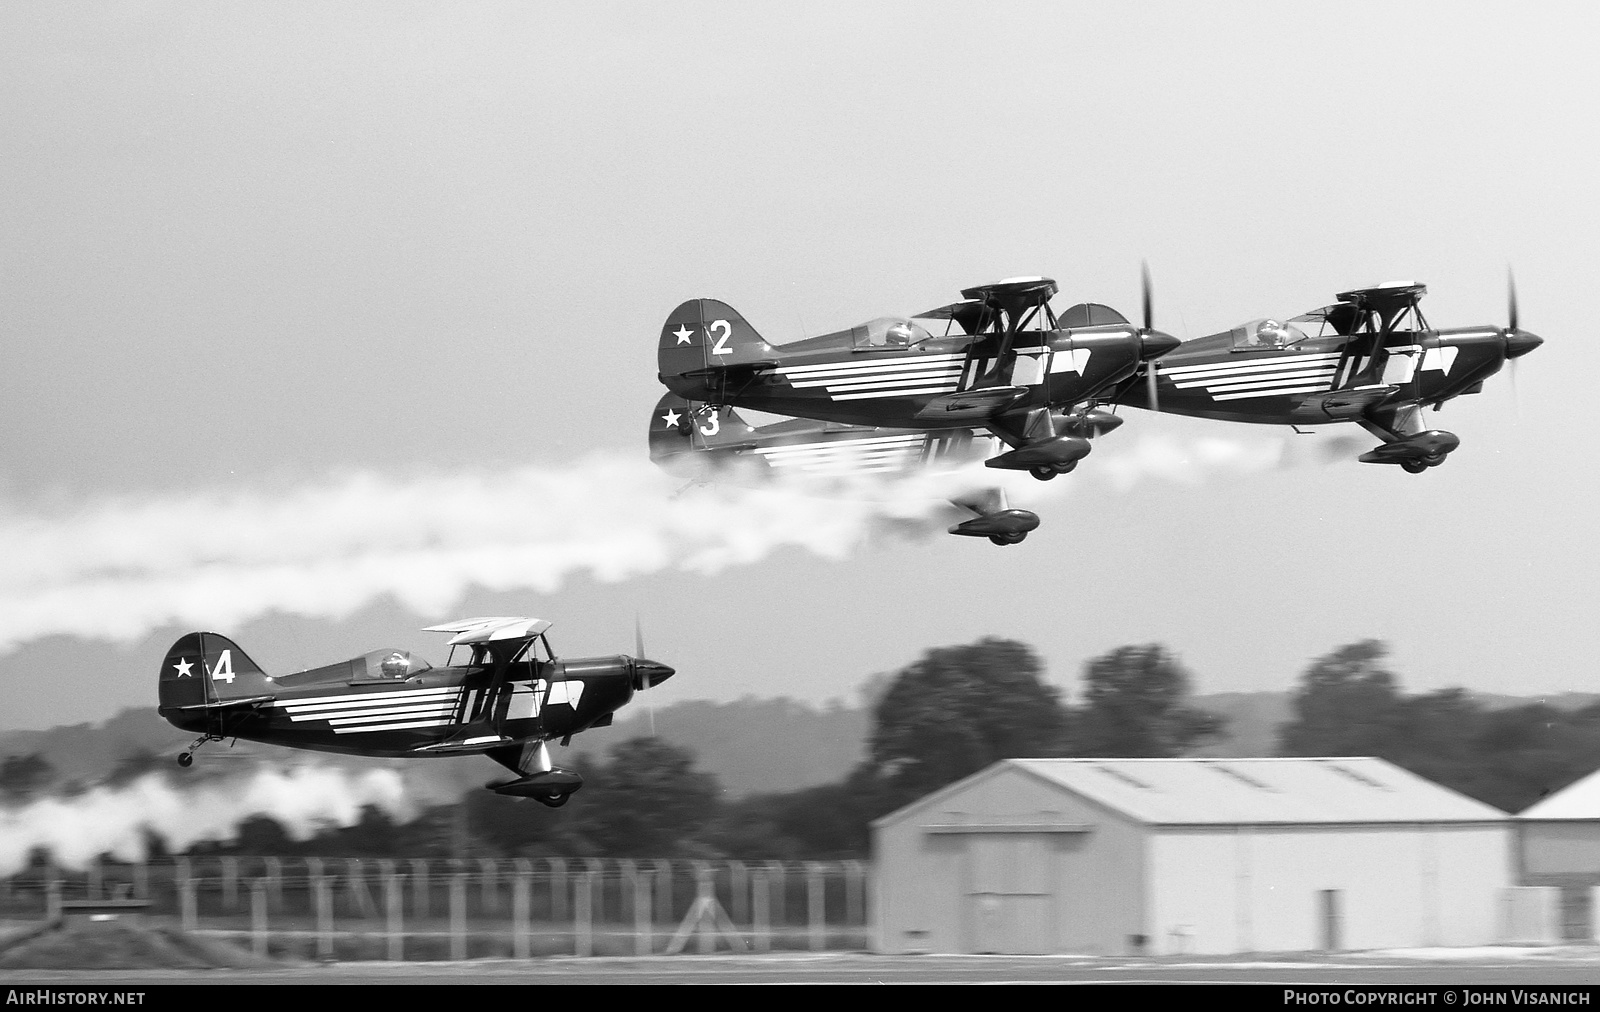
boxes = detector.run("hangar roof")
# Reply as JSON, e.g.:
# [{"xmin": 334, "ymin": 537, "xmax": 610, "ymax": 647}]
[
  {"xmin": 1518, "ymin": 768, "xmax": 1600, "ymax": 819},
  {"xmin": 881, "ymin": 757, "xmax": 1507, "ymax": 828}
]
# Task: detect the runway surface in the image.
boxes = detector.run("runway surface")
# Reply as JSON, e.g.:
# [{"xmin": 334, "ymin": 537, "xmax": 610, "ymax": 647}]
[{"xmin": 6, "ymin": 949, "xmax": 1600, "ymax": 985}]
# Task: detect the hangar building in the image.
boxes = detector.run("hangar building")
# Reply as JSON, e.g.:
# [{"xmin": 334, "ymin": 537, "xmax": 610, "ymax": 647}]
[
  {"xmin": 1516, "ymin": 768, "xmax": 1600, "ymax": 941},
  {"xmin": 872, "ymin": 757, "xmax": 1511, "ymax": 955}
]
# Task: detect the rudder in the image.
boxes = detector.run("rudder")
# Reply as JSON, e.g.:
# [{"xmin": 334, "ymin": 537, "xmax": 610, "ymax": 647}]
[
  {"xmin": 158, "ymin": 631, "xmax": 272, "ymax": 715},
  {"xmin": 657, "ymin": 298, "xmax": 778, "ymax": 381}
]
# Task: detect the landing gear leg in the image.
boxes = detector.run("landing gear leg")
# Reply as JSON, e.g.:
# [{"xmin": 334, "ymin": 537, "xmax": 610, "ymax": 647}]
[{"xmin": 177, "ymin": 733, "xmax": 223, "ymax": 768}]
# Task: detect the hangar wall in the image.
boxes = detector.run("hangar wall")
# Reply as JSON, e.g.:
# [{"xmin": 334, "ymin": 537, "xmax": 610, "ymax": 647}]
[
  {"xmin": 873, "ymin": 764, "xmax": 1148, "ymax": 955},
  {"xmin": 1146, "ymin": 824, "xmax": 1508, "ymax": 954}
]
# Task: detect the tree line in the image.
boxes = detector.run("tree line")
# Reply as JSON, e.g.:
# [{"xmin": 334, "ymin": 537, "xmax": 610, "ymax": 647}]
[{"xmin": 6, "ymin": 637, "xmax": 1600, "ymax": 864}]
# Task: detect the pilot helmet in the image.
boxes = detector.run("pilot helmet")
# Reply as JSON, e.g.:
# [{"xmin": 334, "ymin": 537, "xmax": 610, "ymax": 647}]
[
  {"xmin": 886, "ymin": 322, "xmax": 915, "ymax": 345},
  {"xmin": 381, "ymin": 651, "xmax": 409, "ymax": 678},
  {"xmin": 1258, "ymin": 319, "xmax": 1285, "ymax": 343}
]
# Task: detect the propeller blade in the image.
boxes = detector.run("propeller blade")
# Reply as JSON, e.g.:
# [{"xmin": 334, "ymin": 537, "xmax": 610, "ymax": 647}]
[
  {"xmin": 1507, "ymin": 268, "xmax": 1519, "ymax": 335},
  {"xmin": 634, "ymin": 613, "xmax": 644, "ymax": 660},
  {"xmin": 1146, "ymin": 362, "xmax": 1159, "ymax": 412},
  {"xmin": 1141, "ymin": 260, "xmax": 1153, "ymax": 334}
]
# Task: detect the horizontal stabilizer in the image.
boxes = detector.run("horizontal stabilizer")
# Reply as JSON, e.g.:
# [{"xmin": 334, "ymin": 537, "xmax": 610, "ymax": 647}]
[
  {"xmin": 170, "ymin": 695, "xmax": 274, "ymax": 712},
  {"xmin": 914, "ymin": 386, "xmax": 1027, "ymax": 422}
]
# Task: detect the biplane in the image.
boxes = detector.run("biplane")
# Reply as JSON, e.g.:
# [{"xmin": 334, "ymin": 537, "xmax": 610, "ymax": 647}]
[
  {"xmin": 654, "ymin": 275, "xmax": 1179, "ymax": 539},
  {"xmin": 157, "ymin": 616, "xmax": 673, "ymax": 808},
  {"xmin": 1114, "ymin": 280, "xmax": 1542, "ymax": 471},
  {"xmin": 649, "ymin": 391, "xmax": 1041, "ymax": 543}
]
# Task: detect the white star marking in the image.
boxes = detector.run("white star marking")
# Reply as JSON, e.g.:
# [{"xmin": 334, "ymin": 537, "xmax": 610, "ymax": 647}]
[
  {"xmin": 673, "ymin": 325, "xmax": 693, "ymax": 345},
  {"xmin": 660, "ymin": 408, "xmax": 682, "ymax": 428},
  {"xmin": 173, "ymin": 658, "xmax": 193, "ymax": 677}
]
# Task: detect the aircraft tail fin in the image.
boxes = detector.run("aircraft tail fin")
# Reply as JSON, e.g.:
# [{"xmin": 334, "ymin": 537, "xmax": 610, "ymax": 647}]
[
  {"xmin": 158, "ymin": 632, "xmax": 272, "ymax": 714},
  {"xmin": 657, "ymin": 298, "xmax": 778, "ymax": 382}
]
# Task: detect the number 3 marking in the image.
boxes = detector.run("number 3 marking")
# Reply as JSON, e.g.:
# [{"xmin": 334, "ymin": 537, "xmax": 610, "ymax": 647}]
[
  {"xmin": 708, "ymin": 320, "xmax": 732, "ymax": 356},
  {"xmin": 698, "ymin": 410, "xmax": 720, "ymax": 437}
]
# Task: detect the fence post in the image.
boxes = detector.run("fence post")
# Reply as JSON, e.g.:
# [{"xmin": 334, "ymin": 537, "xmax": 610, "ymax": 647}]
[
  {"xmin": 844, "ymin": 860, "xmax": 865, "ymax": 935},
  {"xmin": 513, "ymin": 860, "xmax": 532, "ymax": 960},
  {"xmin": 314, "ymin": 869, "xmax": 333, "ymax": 959},
  {"xmin": 87, "ymin": 857, "xmax": 102, "ymax": 901},
  {"xmin": 381, "ymin": 860, "xmax": 402, "ymax": 962},
  {"xmin": 220, "ymin": 856, "xmax": 239, "ymax": 912},
  {"xmin": 752, "ymin": 867, "xmax": 770, "ymax": 952},
  {"xmin": 548, "ymin": 857, "xmax": 568, "ymax": 923},
  {"xmin": 479, "ymin": 858, "xmax": 499, "ymax": 915},
  {"xmin": 574, "ymin": 868, "xmax": 594, "ymax": 957},
  {"xmin": 264, "ymin": 856, "xmax": 283, "ymax": 912},
  {"xmin": 729, "ymin": 861, "xmax": 748, "ymax": 925},
  {"xmin": 767, "ymin": 861, "xmax": 787, "ymax": 945},
  {"xmin": 410, "ymin": 859, "xmax": 430, "ymax": 920},
  {"xmin": 347, "ymin": 858, "xmax": 376, "ymax": 919},
  {"xmin": 177, "ymin": 857, "xmax": 196, "ymax": 932},
  {"xmin": 627, "ymin": 861, "xmax": 652, "ymax": 956},
  {"xmin": 450, "ymin": 871, "xmax": 467, "ymax": 961},
  {"xmin": 805, "ymin": 861, "xmax": 827, "ymax": 951},
  {"xmin": 653, "ymin": 859, "xmax": 673, "ymax": 927},
  {"xmin": 46, "ymin": 878, "xmax": 61, "ymax": 926},
  {"xmin": 251, "ymin": 879, "xmax": 268, "ymax": 958},
  {"xmin": 133, "ymin": 856, "xmax": 149, "ymax": 901}
]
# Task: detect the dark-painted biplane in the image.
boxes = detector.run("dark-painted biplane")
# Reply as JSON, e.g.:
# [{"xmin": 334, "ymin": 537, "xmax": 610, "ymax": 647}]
[
  {"xmin": 655, "ymin": 275, "xmax": 1179, "ymax": 541},
  {"xmin": 649, "ymin": 390, "xmax": 1038, "ymax": 543},
  {"xmin": 1113, "ymin": 280, "xmax": 1542, "ymax": 471},
  {"xmin": 158, "ymin": 616, "xmax": 674, "ymax": 808}
]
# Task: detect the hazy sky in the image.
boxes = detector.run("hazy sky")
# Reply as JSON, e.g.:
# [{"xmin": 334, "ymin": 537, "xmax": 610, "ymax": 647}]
[{"xmin": 3, "ymin": 2, "xmax": 1597, "ymax": 732}]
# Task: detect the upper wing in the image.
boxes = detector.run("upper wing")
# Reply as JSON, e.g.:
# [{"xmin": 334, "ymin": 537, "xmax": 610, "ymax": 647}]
[{"xmin": 422, "ymin": 617, "xmax": 552, "ymax": 645}]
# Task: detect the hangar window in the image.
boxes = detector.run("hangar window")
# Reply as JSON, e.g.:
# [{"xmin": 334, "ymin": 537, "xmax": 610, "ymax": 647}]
[
  {"xmin": 1094, "ymin": 765, "xmax": 1154, "ymax": 790},
  {"xmin": 1210, "ymin": 763, "xmax": 1276, "ymax": 791},
  {"xmin": 1320, "ymin": 761, "xmax": 1392, "ymax": 791}
]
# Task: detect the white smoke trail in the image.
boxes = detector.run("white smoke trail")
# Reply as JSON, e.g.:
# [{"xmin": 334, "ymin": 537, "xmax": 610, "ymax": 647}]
[
  {"xmin": 0, "ymin": 453, "xmax": 1036, "ymax": 654},
  {"xmin": 0, "ymin": 765, "xmax": 438, "ymax": 878},
  {"xmin": 0, "ymin": 434, "xmax": 1354, "ymax": 655}
]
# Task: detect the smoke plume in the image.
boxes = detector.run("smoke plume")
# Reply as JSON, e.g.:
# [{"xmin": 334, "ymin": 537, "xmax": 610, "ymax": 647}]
[
  {"xmin": 0, "ymin": 764, "xmax": 443, "ymax": 878},
  {"xmin": 0, "ymin": 454, "xmax": 1000, "ymax": 654}
]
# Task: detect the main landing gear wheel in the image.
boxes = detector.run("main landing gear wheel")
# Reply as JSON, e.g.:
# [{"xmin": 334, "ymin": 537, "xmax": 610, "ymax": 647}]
[
  {"xmin": 1402, "ymin": 460, "xmax": 1428, "ymax": 473},
  {"xmin": 534, "ymin": 792, "xmax": 571, "ymax": 808},
  {"xmin": 1030, "ymin": 466, "xmax": 1056, "ymax": 481},
  {"xmin": 988, "ymin": 533, "xmax": 1027, "ymax": 546}
]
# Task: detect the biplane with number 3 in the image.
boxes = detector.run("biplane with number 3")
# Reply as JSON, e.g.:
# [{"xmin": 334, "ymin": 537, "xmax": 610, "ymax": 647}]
[
  {"xmin": 158, "ymin": 616, "xmax": 674, "ymax": 808},
  {"xmin": 653, "ymin": 274, "xmax": 1180, "ymax": 543}
]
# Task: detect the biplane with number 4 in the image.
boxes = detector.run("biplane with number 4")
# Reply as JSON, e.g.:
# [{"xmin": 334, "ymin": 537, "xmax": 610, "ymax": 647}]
[
  {"xmin": 157, "ymin": 616, "xmax": 674, "ymax": 808},
  {"xmin": 1112, "ymin": 279, "xmax": 1543, "ymax": 471},
  {"xmin": 654, "ymin": 274, "xmax": 1180, "ymax": 542}
]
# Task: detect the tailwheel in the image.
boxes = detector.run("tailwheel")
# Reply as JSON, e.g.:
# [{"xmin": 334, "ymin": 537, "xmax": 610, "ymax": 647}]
[{"xmin": 177, "ymin": 752, "xmax": 193, "ymax": 768}]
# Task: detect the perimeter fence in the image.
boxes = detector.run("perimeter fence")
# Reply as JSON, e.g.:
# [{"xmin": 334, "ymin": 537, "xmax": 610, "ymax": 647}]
[{"xmin": 0, "ymin": 856, "xmax": 870, "ymax": 960}]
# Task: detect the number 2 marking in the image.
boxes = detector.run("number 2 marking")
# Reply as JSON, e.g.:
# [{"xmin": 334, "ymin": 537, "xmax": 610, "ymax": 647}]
[{"xmin": 708, "ymin": 320, "xmax": 732, "ymax": 356}]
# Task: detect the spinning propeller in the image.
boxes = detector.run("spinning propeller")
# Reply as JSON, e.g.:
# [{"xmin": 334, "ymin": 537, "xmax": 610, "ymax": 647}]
[
  {"xmin": 1502, "ymin": 269, "xmax": 1543, "ymax": 415},
  {"xmin": 1137, "ymin": 262, "xmax": 1180, "ymax": 410}
]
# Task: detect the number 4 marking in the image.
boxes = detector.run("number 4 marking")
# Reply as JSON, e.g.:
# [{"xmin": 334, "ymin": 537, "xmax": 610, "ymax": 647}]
[
  {"xmin": 209, "ymin": 649, "xmax": 236, "ymax": 684},
  {"xmin": 708, "ymin": 320, "xmax": 732, "ymax": 356}
]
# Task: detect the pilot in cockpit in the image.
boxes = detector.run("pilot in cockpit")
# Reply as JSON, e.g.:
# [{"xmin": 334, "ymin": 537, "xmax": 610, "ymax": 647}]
[
  {"xmin": 1256, "ymin": 319, "xmax": 1291, "ymax": 347},
  {"xmin": 885, "ymin": 321, "xmax": 916, "ymax": 346},
  {"xmin": 381, "ymin": 651, "xmax": 410, "ymax": 678}
]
